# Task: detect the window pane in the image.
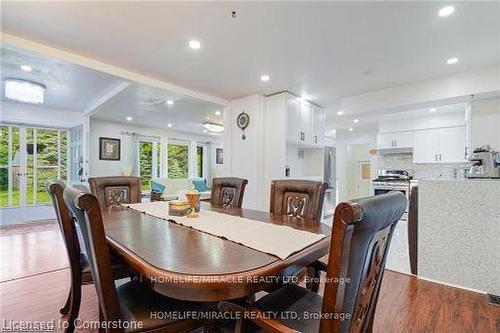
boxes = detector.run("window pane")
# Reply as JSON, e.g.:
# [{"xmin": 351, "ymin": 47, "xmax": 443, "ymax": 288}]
[
  {"xmin": 0, "ymin": 126, "xmax": 8, "ymax": 166},
  {"xmin": 36, "ymin": 129, "xmax": 59, "ymax": 166},
  {"xmin": 60, "ymin": 131, "xmax": 68, "ymax": 181},
  {"xmin": 36, "ymin": 167, "xmax": 57, "ymax": 204},
  {"xmin": 0, "ymin": 167, "xmax": 7, "ymax": 207},
  {"xmin": 26, "ymin": 128, "xmax": 35, "ymax": 205},
  {"xmin": 0, "ymin": 127, "xmax": 8, "ymax": 207},
  {"xmin": 139, "ymin": 141, "xmax": 153, "ymax": 190},
  {"xmin": 196, "ymin": 146, "xmax": 203, "ymax": 178},
  {"xmin": 157, "ymin": 143, "xmax": 161, "ymax": 178},
  {"xmin": 11, "ymin": 127, "xmax": 20, "ymax": 207},
  {"xmin": 167, "ymin": 144, "xmax": 188, "ymax": 179}
]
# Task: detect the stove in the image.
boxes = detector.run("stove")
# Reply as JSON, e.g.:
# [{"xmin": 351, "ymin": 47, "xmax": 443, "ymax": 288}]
[{"xmin": 372, "ymin": 170, "xmax": 414, "ymax": 220}]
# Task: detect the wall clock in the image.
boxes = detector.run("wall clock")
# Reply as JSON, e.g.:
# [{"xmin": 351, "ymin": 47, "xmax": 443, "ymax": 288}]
[{"xmin": 236, "ymin": 110, "xmax": 250, "ymax": 140}]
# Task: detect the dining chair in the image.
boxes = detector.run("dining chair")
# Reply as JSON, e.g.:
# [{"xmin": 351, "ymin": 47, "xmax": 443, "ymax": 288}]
[
  {"xmin": 211, "ymin": 177, "xmax": 248, "ymax": 209},
  {"xmin": 63, "ymin": 184, "xmax": 215, "ymax": 333},
  {"xmin": 269, "ymin": 179, "xmax": 326, "ymax": 221},
  {"xmin": 47, "ymin": 181, "xmax": 132, "ymax": 333},
  {"xmin": 88, "ymin": 176, "xmax": 142, "ymax": 208},
  {"xmin": 219, "ymin": 191, "xmax": 407, "ymax": 333}
]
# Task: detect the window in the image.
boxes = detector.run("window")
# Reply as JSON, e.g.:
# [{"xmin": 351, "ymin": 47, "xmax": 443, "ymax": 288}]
[
  {"xmin": 139, "ymin": 139, "xmax": 160, "ymax": 191},
  {"xmin": 196, "ymin": 145, "xmax": 203, "ymax": 178},
  {"xmin": 167, "ymin": 142, "xmax": 188, "ymax": 179}
]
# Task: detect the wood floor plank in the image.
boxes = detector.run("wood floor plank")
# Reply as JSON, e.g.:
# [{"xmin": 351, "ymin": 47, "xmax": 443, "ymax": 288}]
[{"xmin": 0, "ymin": 224, "xmax": 498, "ymax": 332}]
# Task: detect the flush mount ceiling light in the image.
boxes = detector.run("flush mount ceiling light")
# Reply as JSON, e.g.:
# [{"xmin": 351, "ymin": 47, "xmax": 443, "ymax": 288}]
[
  {"xmin": 337, "ymin": 111, "xmax": 343, "ymax": 115},
  {"xmin": 20, "ymin": 65, "xmax": 32, "ymax": 72},
  {"xmin": 189, "ymin": 40, "xmax": 201, "ymax": 50},
  {"xmin": 447, "ymin": 57, "xmax": 459, "ymax": 64},
  {"xmin": 438, "ymin": 6, "xmax": 455, "ymax": 17},
  {"xmin": 4, "ymin": 79, "xmax": 45, "ymax": 104},
  {"xmin": 126, "ymin": 116, "xmax": 133, "ymax": 121},
  {"xmin": 353, "ymin": 119, "xmax": 360, "ymax": 123},
  {"xmin": 260, "ymin": 75, "xmax": 270, "ymax": 82},
  {"xmin": 203, "ymin": 122, "xmax": 224, "ymax": 133}
]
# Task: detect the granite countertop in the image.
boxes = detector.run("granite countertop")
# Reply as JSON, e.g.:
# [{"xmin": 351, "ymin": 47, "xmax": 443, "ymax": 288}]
[{"xmin": 419, "ymin": 178, "xmax": 500, "ymax": 183}]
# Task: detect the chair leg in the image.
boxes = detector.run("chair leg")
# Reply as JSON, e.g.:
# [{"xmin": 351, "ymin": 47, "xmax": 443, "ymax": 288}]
[
  {"xmin": 64, "ymin": 283, "xmax": 81, "ymax": 333},
  {"xmin": 307, "ymin": 266, "xmax": 321, "ymax": 293},
  {"xmin": 59, "ymin": 289, "xmax": 71, "ymax": 315}
]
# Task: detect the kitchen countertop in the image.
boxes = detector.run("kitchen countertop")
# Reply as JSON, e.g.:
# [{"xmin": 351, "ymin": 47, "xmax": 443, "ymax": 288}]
[{"xmin": 418, "ymin": 179, "xmax": 500, "ymax": 294}]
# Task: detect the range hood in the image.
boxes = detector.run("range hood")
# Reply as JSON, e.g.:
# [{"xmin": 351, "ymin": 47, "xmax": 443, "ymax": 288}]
[{"xmin": 377, "ymin": 147, "xmax": 413, "ymax": 155}]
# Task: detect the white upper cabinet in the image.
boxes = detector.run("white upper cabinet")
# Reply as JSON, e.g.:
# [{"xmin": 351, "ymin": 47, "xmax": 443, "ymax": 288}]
[
  {"xmin": 413, "ymin": 126, "xmax": 466, "ymax": 163},
  {"xmin": 377, "ymin": 131, "xmax": 413, "ymax": 149},
  {"xmin": 312, "ymin": 105, "xmax": 325, "ymax": 146},
  {"xmin": 286, "ymin": 94, "xmax": 325, "ymax": 146}
]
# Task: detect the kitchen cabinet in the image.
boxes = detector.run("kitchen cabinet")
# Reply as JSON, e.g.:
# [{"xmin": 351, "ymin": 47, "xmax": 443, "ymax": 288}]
[
  {"xmin": 286, "ymin": 94, "xmax": 325, "ymax": 146},
  {"xmin": 377, "ymin": 131, "xmax": 412, "ymax": 149},
  {"xmin": 413, "ymin": 126, "xmax": 466, "ymax": 163}
]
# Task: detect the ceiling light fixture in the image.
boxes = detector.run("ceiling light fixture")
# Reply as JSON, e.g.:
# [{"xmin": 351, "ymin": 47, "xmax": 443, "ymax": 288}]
[
  {"xmin": 337, "ymin": 111, "xmax": 343, "ymax": 116},
  {"xmin": 203, "ymin": 122, "xmax": 224, "ymax": 133},
  {"xmin": 203, "ymin": 129, "xmax": 208, "ymax": 133},
  {"xmin": 438, "ymin": 6, "xmax": 455, "ymax": 17},
  {"xmin": 20, "ymin": 65, "xmax": 32, "ymax": 72},
  {"xmin": 429, "ymin": 108, "xmax": 437, "ymax": 113},
  {"xmin": 447, "ymin": 57, "xmax": 459, "ymax": 65},
  {"xmin": 260, "ymin": 75, "xmax": 270, "ymax": 82},
  {"xmin": 189, "ymin": 40, "xmax": 201, "ymax": 50},
  {"xmin": 348, "ymin": 127, "xmax": 354, "ymax": 132},
  {"xmin": 215, "ymin": 110, "xmax": 222, "ymax": 116},
  {"xmin": 353, "ymin": 119, "xmax": 360, "ymax": 123},
  {"xmin": 166, "ymin": 100, "xmax": 174, "ymax": 105},
  {"xmin": 4, "ymin": 79, "xmax": 45, "ymax": 104},
  {"xmin": 126, "ymin": 116, "xmax": 132, "ymax": 121},
  {"xmin": 167, "ymin": 123, "xmax": 172, "ymax": 128}
]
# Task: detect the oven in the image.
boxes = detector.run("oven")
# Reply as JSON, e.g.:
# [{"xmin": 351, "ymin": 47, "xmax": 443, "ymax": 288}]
[{"xmin": 372, "ymin": 181, "xmax": 410, "ymax": 220}]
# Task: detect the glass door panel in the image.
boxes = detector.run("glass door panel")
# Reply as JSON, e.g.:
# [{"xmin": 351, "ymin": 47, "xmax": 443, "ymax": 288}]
[
  {"xmin": 139, "ymin": 141, "xmax": 153, "ymax": 190},
  {"xmin": 0, "ymin": 126, "xmax": 9, "ymax": 207}
]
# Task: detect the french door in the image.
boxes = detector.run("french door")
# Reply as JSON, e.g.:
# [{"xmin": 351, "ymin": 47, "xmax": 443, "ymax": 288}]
[{"xmin": 0, "ymin": 124, "xmax": 71, "ymax": 223}]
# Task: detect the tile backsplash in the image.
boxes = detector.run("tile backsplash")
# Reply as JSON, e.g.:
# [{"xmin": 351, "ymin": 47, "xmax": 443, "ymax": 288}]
[{"xmin": 377, "ymin": 153, "xmax": 469, "ymax": 179}]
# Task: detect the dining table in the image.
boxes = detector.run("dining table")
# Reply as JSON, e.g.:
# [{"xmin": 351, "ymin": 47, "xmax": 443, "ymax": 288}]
[{"xmin": 102, "ymin": 201, "xmax": 331, "ymax": 302}]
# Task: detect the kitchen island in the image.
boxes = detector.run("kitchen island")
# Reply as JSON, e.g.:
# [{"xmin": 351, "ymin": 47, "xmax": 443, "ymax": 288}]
[{"xmin": 419, "ymin": 178, "xmax": 500, "ymax": 295}]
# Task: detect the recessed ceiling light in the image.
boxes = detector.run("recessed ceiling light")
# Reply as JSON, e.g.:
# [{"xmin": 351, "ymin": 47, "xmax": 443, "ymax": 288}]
[
  {"xmin": 215, "ymin": 110, "xmax": 222, "ymax": 116},
  {"xmin": 167, "ymin": 123, "xmax": 172, "ymax": 128},
  {"xmin": 4, "ymin": 79, "xmax": 45, "ymax": 104},
  {"xmin": 429, "ymin": 108, "xmax": 437, "ymax": 113},
  {"xmin": 126, "ymin": 116, "xmax": 132, "ymax": 121},
  {"xmin": 189, "ymin": 40, "xmax": 201, "ymax": 50},
  {"xmin": 260, "ymin": 75, "xmax": 270, "ymax": 82},
  {"xmin": 337, "ymin": 111, "xmax": 343, "ymax": 116},
  {"xmin": 20, "ymin": 65, "xmax": 32, "ymax": 72},
  {"xmin": 348, "ymin": 127, "xmax": 354, "ymax": 132},
  {"xmin": 447, "ymin": 57, "xmax": 459, "ymax": 65},
  {"xmin": 353, "ymin": 119, "xmax": 360, "ymax": 123},
  {"xmin": 438, "ymin": 6, "xmax": 455, "ymax": 17},
  {"xmin": 203, "ymin": 129, "xmax": 208, "ymax": 133},
  {"xmin": 166, "ymin": 100, "xmax": 174, "ymax": 105}
]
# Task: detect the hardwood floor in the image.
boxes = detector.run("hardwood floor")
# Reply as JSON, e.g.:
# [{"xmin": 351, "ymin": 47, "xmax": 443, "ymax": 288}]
[{"xmin": 0, "ymin": 225, "xmax": 498, "ymax": 332}]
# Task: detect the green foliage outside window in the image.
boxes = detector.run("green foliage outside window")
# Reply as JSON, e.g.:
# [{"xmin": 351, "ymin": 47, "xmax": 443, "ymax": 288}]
[{"xmin": 168, "ymin": 144, "xmax": 188, "ymax": 179}]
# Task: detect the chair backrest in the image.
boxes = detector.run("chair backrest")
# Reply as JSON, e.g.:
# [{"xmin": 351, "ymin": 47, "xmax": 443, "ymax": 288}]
[
  {"xmin": 63, "ymin": 185, "xmax": 123, "ymax": 327},
  {"xmin": 269, "ymin": 180, "xmax": 326, "ymax": 221},
  {"xmin": 46, "ymin": 180, "xmax": 82, "ymax": 279},
  {"xmin": 320, "ymin": 192, "xmax": 406, "ymax": 333},
  {"xmin": 211, "ymin": 177, "xmax": 248, "ymax": 209},
  {"xmin": 408, "ymin": 185, "xmax": 418, "ymax": 275},
  {"xmin": 88, "ymin": 176, "xmax": 141, "ymax": 208}
]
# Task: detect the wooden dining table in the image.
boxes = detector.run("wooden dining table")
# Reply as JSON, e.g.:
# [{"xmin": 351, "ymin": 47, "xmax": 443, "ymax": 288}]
[{"xmin": 102, "ymin": 202, "xmax": 331, "ymax": 302}]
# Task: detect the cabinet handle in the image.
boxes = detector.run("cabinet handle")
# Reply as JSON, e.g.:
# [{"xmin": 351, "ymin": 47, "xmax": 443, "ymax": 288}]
[
  {"xmin": 439, "ymin": 153, "xmax": 442, "ymax": 161},
  {"xmin": 435, "ymin": 154, "xmax": 438, "ymax": 161},
  {"xmin": 394, "ymin": 140, "xmax": 397, "ymax": 147},
  {"xmin": 464, "ymin": 146, "xmax": 468, "ymax": 160},
  {"xmin": 314, "ymin": 135, "xmax": 318, "ymax": 143}
]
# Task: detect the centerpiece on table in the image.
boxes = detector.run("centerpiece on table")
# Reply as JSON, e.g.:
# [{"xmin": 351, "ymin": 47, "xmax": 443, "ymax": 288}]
[
  {"xmin": 185, "ymin": 189, "xmax": 201, "ymax": 218},
  {"xmin": 168, "ymin": 199, "xmax": 191, "ymax": 217}
]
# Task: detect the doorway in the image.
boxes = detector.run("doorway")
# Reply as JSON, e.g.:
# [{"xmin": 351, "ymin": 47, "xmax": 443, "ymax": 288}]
[
  {"xmin": 346, "ymin": 143, "xmax": 372, "ymax": 199},
  {"xmin": 0, "ymin": 124, "xmax": 78, "ymax": 224}
]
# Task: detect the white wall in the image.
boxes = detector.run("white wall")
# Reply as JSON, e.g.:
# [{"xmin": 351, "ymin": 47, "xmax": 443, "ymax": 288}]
[
  {"xmin": 0, "ymin": 101, "xmax": 86, "ymax": 128},
  {"xmin": 335, "ymin": 126, "xmax": 378, "ymax": 202},
  {"xmin": 471, "ymin": 97, "xmax": 500, "ymax": 150},
  {"xmin": 223, "ymin": 94, "xmax": 265, "ymax": 210},
  {"xmin": 89, "ymin": 119, "xmax": 221, "ymax": 179},
  {"xmin": 378, "ymin": 108, "xmax": 466, "ymax": 133}
]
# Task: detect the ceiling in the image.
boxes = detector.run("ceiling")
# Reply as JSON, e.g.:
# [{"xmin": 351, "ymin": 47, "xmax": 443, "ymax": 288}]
[
  {"xmin": 91, "ymin": 83, "xmax": 224, "ymax": 135},
  {"xmin": 2, "ymin": 1, "xmax": 499, "ymax": 119},
  {"xmin": 1, "ymin": 46, "xmax": 123, "ymax": 112}
]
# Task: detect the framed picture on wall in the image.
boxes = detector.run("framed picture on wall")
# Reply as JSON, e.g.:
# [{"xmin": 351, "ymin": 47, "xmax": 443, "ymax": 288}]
[
  {"xmin": 99, "ymin": 137, "xmax": 121, "ymax": 161},
  {"xmin": 216, "ymin": 148, "xmax": 223, "ymax": 164}
]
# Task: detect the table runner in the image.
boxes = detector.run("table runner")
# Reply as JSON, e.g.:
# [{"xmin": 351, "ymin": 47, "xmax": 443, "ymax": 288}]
[{"xmin": 125, "ymin": 201, "xmax": 327, "ymax": 259}]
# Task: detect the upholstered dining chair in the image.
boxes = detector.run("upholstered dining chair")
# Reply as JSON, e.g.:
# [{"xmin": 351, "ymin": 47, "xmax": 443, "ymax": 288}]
[
  {"xmin": 88, "ymin": 176, "xmax": 142, "ymax": 209},
  {"xmin": 211, "ymin": 177, "xmax": 248, "ymax": 209},
  {"xmin": 269, "ymin": 179, "xmax": 326, "ymax": 221},
  {"xmin": 47, "ymin": 181, "xmax": 132, "ymax": 333},
  {"xmin": 63, "ymin": 184, "xmax": 215, "ymax": 333},
  {"xmin": 220, "ymin": 191, "xmax": 407, "ymax": 333}
]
